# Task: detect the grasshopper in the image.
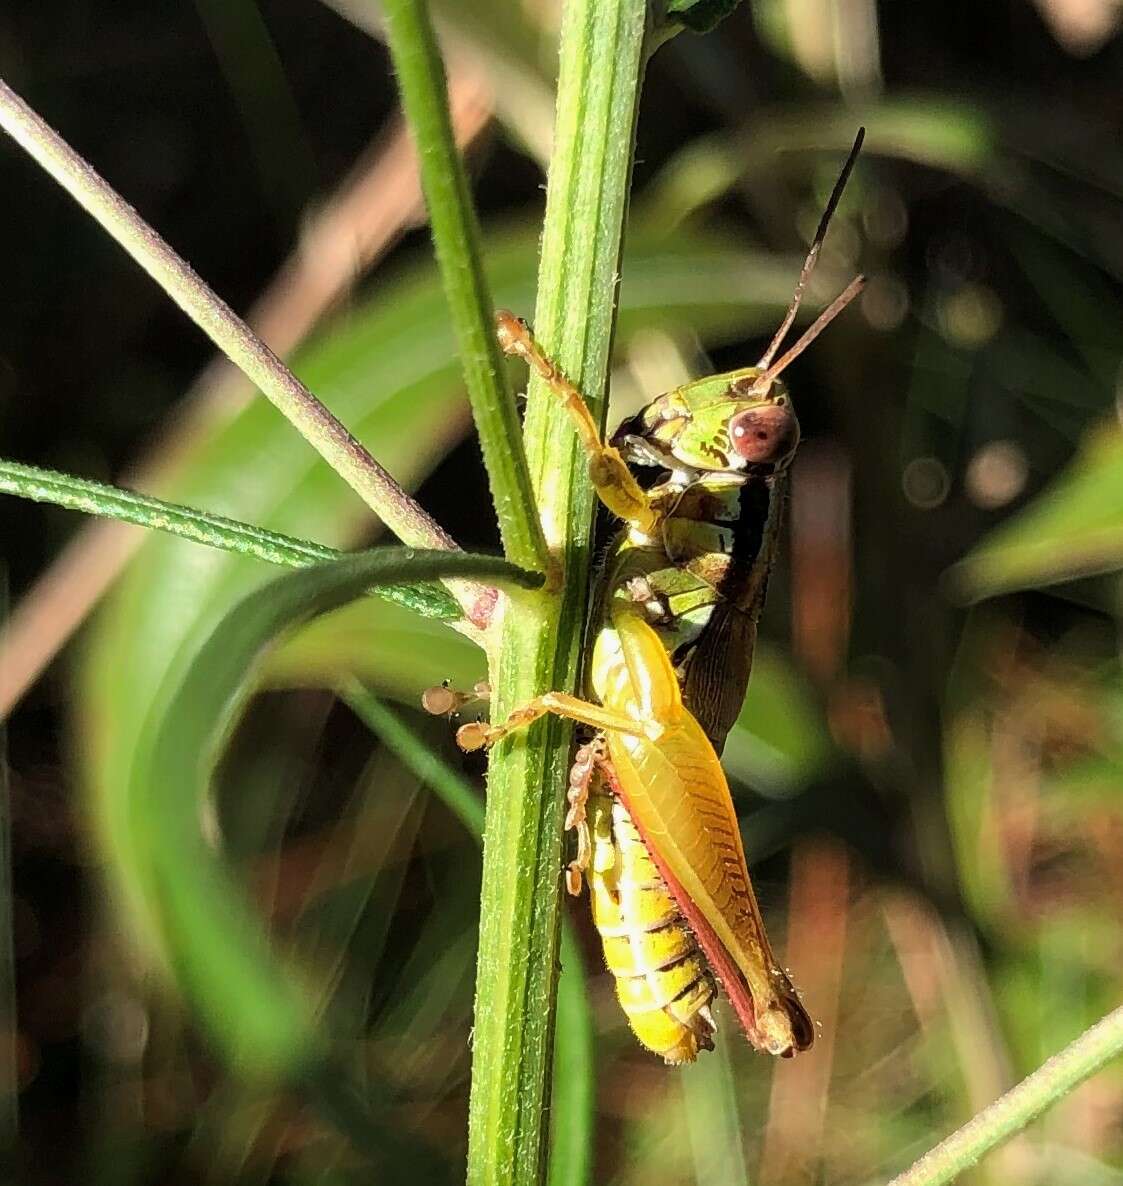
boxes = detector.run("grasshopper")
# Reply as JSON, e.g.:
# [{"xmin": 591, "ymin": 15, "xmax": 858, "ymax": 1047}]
[{"xmin": 456, "ymin": 132, "xmax": 865, "ymax": 1063}]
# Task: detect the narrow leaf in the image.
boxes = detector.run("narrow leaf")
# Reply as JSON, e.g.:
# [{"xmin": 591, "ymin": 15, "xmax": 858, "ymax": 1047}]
[
  {"xmin": 382, "ymin": 0, "xmax": 549, "ymax": 575},
  {"xmin": 115, "ymin": 550, "xmax": 536, "ymax": 1094},
  {"xmin": 948, "ymin": 426, "xmax": 1123, "ymax": 601},
  {"xmin": 0, "ymin": 458, "xmax": 459, "ymax": 620}
]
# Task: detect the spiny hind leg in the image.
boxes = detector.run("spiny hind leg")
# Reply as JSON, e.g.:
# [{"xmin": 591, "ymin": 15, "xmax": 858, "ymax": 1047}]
[
  {"xmin": 565, "ymin": 736, "xmax": 620, "ymax": 895},
  {"xmin": 564, "ymin": 739, "xmax": 598, "ymax": 895},
  {"xmin": 495, "ymin": 310, "xmax": 661, "ymax": 535}
]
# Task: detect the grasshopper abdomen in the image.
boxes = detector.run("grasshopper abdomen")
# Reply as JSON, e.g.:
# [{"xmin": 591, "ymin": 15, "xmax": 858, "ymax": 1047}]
[{"xmin": 587, "ymin": 790, "xmax": 717, "ymax": 1064}]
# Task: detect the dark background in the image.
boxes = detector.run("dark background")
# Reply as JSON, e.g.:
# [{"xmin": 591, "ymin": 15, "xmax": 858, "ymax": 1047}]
[{"xmin": 3, "ymin": 2, "xmax": 1123, "ymax": 1182}]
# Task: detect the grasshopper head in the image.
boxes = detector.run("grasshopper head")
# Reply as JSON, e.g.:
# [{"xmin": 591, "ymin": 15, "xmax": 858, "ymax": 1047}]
[
  {"xmin": 612, "ymin": 370, "xmax": 800, "ymax": 480},
  {"xmin": 613, "ymin": 129, "xmax": 867, "ymax": 486}
]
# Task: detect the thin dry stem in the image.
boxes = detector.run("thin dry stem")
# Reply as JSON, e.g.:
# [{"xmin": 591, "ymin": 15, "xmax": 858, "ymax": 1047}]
[
  {"xmin": 0, "ymin": 71, "xmax": 492, "ymax": 719},
  {"xmin": 757, "ymin": 839, "xmax": 850, "ymax": 1186}
]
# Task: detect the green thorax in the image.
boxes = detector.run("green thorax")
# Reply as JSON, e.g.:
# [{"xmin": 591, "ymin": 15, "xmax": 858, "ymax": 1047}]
[{"xmin": 588, "ymin": 366, "xmax": 799, "ymax": 751}]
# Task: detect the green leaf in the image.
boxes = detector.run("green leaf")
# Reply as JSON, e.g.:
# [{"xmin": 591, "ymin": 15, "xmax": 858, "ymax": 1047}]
[
  {"xmin": 265, "ymin": 596, "xmax": 485, "ymax": 697},
  {"xmin": 341, "ymin": 683, "xmax": 485, "ymax": 837},
  {"xmin": 118, "ymin": 549, "xmax": 533, "ymax": 1079},
  {"xmin": 662, "ymin": 0, "xmax": 742, "ymax": 33},
  {"xmin": 546, "ymin": 926, "xmax": 595, "ymax": 1186},
  {"xmin": 680, "ymin": 1027, "xmax": 750, "ymax": 1186},
  {"xmin": 0, "ymin": 458, "xmax": 459, "ymax": 620},
  {"xmin": 382, "ymin": 0, "xmax": 548, "ymax": 576},
  {"xmin": 723, "ymin": 645, "xmax": 835, "ymax": 794},
  {"xmin": 948, "ymin": 425, "xmax": 1123, "ymax": 601}
]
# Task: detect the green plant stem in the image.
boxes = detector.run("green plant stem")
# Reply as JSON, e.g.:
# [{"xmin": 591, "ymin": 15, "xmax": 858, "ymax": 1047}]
[
  {"xmin": 681, "ymin": 1028, "xmax": 750, "ymax": 1186},
  {"xmin": 380, "ymin": 0, "xmax": 551, "ymax": 579},
  {"xmin": 546, "ymin": 925, "xmax": 594, "ymax": 1186},
  {"xmin": 886, "ymin": 1004, "xmax": 1123, "ymax": 1186},
  {"xmin": 0, "ymin": 459, "xmax": 459, "ymax": 620},
  {"xmin": 0, "ymin": 77, "xmax": 497, "ymax": 627},
  {"xmin": 466, "ymin": 2, "xmax": 651, "ymax": 1184}
]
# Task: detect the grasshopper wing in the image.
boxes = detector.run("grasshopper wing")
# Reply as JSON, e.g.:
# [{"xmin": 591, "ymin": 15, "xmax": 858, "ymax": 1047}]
[
  {"xmin": 607, "ymin": 610, "xmax": 814, "ymax": 1056},
  {"xmin": 679, "ymin": 600, "xmax": 757, "ymax": 754}
]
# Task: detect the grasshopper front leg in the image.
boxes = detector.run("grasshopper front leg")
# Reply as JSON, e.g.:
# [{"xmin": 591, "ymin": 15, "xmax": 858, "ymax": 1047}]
[
  {"xmin": 495, "ymin": 310, "xmax": 662, "ymax": 538},
  {"xmin": 454, "ymin": 688, "xmax": 659, "ymax": 898}
]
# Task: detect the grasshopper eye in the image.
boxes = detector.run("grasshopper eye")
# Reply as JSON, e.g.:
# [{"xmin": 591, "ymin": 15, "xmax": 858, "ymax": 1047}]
[{"xmin": 728, "ymin": 404, "xmax": 799, "ymax": 464}]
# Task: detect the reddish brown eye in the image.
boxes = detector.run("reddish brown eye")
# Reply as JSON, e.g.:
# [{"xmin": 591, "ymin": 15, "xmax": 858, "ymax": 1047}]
[{"xmin": 728, "ymin": 404, "xmax": 799, "ymax": 463}]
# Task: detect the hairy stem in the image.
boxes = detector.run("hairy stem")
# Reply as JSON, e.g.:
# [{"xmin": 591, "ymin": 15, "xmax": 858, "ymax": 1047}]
[
  {"xmin": 466, "ymin": 2, "xmax": 652, "ymax": 1183},
  {"xmin": 886, "ymin": 1004, "xmax": 1123, "ymax": 1186},
  {"xmin": 0, "ymin": 459, "xmax": 459, "ymax": 620},
  {"xmin": 0, "ymin": 77, "xmax": 493, "ymax": 626},
  {"xmin": 381, "ymin": 0, "xmax": 551, "ymax": 579}
]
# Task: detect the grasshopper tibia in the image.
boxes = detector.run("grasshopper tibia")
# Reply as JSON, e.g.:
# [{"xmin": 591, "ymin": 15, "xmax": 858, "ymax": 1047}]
[{"xmin": 565, "ymin": 736, "xmax": 612, "ymax": 895}]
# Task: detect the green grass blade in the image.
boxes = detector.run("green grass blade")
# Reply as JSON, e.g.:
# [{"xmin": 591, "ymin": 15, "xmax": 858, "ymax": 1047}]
[
  {"xmin": 117, "ymin": 550, "xmax": 536, "ymax": 1133},
  {"xmin": 264, "ymin": 595, "xmax": 486, "ymax": 700},
  {"xmin": 192, "ymin": 0, "xmax": 316, "ymax": 229},
  {"xmin": 340, "ymin": 684, "xmax": 485, "ymax": 838},
  {"xmin": 681, "ymin": 1028, "xmax": 750, "ymax": 1186},
  {"xmin": 0, "ymin": 458, "xmax": 460, "ymax": 620},
  {"xmin": 547, "ymin": 925, "xmax": 595, "ymax": 1186},
  {"xmin": 947, "ymin": 427, "xmax": 1123, "ymax": 601},
  {"xmin": 382, "ymin": 0, "xmax": 549, "ymax": 577}
]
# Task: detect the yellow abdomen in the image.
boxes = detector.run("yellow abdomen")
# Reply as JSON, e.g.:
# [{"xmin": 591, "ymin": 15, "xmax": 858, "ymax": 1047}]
[
  {"xmin": 587, "ymin": 608, "xmax": 814, "ymax": 1057},
  {"xmin": 586, "ymin": 789, "xmax": 716, "ymax": 1064}
]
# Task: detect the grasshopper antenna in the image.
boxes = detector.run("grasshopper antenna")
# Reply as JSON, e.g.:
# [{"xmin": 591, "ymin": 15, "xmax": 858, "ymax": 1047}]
[
  {"xmin": 757, "ymin": 127, "xmax": 866, "ymax": 371},
  {"xmin": 754, "ymin": 273, "xmax": 866, "ymax": 388}
]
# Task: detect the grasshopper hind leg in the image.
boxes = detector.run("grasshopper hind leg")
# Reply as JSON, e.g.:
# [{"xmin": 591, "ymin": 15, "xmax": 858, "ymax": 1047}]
[{"xmin": 564, "ymin": 736, "xmax": 612, "ymax": 895}]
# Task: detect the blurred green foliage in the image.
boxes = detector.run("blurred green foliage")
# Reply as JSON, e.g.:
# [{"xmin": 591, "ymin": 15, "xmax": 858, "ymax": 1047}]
[{"xmin": 3, "ymin": 0, "xmax": 1123, "ymax": 1183}]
